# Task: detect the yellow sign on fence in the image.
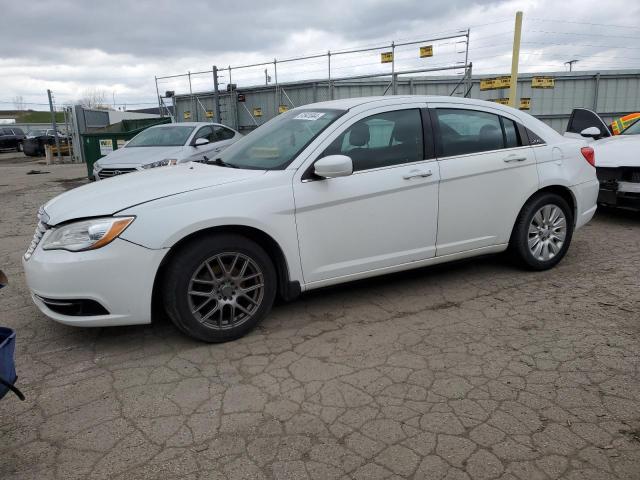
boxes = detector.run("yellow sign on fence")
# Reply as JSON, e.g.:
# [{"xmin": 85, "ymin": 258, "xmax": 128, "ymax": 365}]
[
  {"xmin": 519, "ymin": 98, "xmax": 531, "ymax": 110},
  {"xmin": 205, "ymin": 110, "xmax": 214, "ymax": 118},
  {"xmin": 278, "ymin": 105, "xmax": 289, "ymax": 114},
  {"xmin": 253, "ymin": 107, "xmax": 263, "ymax": 117},
  {"xmin": 480, "ymin": 79, "xmax": 496, "ymax": 91},
  {"xmin": 532, "ymin": 76, "xmax": 555, "ymax": 88},
  {"xmin": 490, "ymin": 98, "xmax": 510, "ymax": 105},
  {"xmin": 381, "ymin": 52, "xmax": 393, "ymax": 63},
  {"xmin": 419, "ymin": 45, "xmax": 433, "ymax": 58},
  {"xmin": 183, "ymin": 111, "xmax": 191, "ymax": 120},
  {"xmin": 480, "ymin": 76, "xmax": 511, "ymax": 91}
]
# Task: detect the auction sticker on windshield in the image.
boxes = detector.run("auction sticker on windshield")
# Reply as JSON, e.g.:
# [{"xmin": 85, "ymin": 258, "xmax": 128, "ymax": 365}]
[{"xmin": 294, "ymin": 112, "xmax": 325, "ymax": 121}]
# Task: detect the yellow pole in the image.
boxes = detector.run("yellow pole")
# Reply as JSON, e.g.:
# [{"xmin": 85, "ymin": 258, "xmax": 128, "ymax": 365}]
[{"xmin": 508, "ymin": 11, "xmax": 523, "ymax": 107}]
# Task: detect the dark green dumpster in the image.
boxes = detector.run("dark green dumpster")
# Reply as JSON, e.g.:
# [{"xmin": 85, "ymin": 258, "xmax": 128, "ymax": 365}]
[{"xmin": 81, "ymin": 118, "xmax": 171, "ymax": 178}]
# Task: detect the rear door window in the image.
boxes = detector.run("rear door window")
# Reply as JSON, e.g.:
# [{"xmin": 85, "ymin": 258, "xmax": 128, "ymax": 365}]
[
  {"xmin": 214, "ymin": 126, "xmax": 235, "ymax": 141},
  {"xmin": 435, "ymin": 109, "xmax": 504, "ymax": 156}
]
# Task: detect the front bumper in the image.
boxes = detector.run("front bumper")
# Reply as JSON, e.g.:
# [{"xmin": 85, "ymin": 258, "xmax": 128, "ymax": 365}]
[
  {"xmin": 23, "ymin": 238, "xmax": 168, "ymax": 327},
  {"xmin": 597, "ymin": 167, "xmax": 640, "ymax": 209}
]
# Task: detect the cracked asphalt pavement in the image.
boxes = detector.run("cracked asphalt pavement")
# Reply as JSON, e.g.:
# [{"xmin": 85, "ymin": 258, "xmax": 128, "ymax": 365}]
[{"xmin": 1, "ymin": 158, "xmax": 639, "ymax": 479}]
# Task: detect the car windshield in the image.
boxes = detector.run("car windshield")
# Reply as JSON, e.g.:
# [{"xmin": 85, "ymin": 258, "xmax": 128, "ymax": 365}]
[
  {"xmin": 28, "ymin": 129, "xmax": 46, "ymax": 136},
  {"xmin": 217, "ymin": 109, "xmax": 345, "ymax": 170},
  {"xmin": 126, "ymin": 126, "xmax": 195, "ymax": 147},
  {"xmin": 620, "ymin": 118, "xmax": 640, "ymax": 135}
]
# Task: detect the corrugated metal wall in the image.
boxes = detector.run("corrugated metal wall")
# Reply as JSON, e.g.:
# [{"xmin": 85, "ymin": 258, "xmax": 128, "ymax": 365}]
[{"xmin": 173, "ymin": 70, "xmax": 640, "ymax": 133}]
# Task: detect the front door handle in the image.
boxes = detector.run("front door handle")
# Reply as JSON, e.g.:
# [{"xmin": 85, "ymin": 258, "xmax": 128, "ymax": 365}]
[
  {"xmin": 503, "ymin": 155, "xmax": 527, "ymax": 163},
  {"xmin": 403, "ymin": 169, "xmax": 433, "ymax": 180}
]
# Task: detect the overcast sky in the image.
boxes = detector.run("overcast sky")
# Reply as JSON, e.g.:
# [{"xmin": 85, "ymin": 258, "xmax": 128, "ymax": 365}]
[{"xmin": 1, "ymin": 0, "xmax": 639, "ymax": 110}]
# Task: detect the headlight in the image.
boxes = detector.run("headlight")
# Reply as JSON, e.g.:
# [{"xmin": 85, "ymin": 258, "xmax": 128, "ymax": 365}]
[
  {"xmin": 41, "ymin": 217, "xmax": 134, "ymax": 252},
  {"xmin": 141, "ymin": 158, "xmax": 178, "ymax": 169}
]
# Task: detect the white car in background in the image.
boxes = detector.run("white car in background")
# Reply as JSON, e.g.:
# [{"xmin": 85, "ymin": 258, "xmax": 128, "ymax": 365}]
[
  {"xmin": 24, "ymin": 96, "xmax": 598, "ymax": 343},
  {"xmin": 93, "ymin": 122, "xmax": 241, "ymax": 180},
  {"xmin": 565, "ymin": 108, "xmax": 640, "ymax": 210}
]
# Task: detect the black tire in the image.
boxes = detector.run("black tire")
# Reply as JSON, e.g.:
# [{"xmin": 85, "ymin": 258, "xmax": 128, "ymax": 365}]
[
  {"xmin": 162, "ymin": 233, "xmax": 277, "ymax": 342},
  {"xmin": 16, "ymin": 142, "xmax": 23, "ymax": 153},
  {"xmin": 510, "ymin": 192, "xmax": 574, "ymax": 270}
]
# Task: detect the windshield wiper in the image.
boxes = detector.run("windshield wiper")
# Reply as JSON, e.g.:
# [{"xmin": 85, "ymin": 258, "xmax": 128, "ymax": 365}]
[{"xmin": 202, "ymin": 156, "xmax": 239, "ymax": 168}]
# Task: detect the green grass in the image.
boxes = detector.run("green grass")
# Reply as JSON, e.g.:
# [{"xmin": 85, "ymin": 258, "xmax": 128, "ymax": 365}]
[
  {"xmin": 0, "ymin": 110, "xmax": 65, "ymax": 123},
  {"xmin": 18, "ymin": 111, "xmax": 65, "ymax": 123}
]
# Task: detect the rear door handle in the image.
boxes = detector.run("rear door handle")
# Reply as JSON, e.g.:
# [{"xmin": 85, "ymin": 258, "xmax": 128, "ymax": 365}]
[
  {"xmin": 503, "ymin": 155, "xmax": 527, "ymax": 163},
  {"xmin": 403, "ymin": 169, "xmax": 433, "ymax": 180}
]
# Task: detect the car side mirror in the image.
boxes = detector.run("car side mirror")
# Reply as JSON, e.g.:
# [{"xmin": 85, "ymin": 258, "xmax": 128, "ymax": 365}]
[
  {"xmin": 194, "ymin": 138, "xmax": 209, "ymax": 147},
  {"xmin": 314, "ymin": 155, "xmax": 353, "ymax": 178},
  {"xmin": 580, "ymin": 126, "xmax": 601, "ymax": 138}
]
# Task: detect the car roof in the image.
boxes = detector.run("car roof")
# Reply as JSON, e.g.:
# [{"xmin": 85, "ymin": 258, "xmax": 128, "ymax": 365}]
[
  {"xmin": 154, "ymin": 122, "xmax": 225, "ymax": 127},
  {"xmin": 295, "ymin": 95, "xmax": 559, "ymax": 139},
  {"xmin": 298, "ymin": 95, "xmax": 527, "ymax": 114}
]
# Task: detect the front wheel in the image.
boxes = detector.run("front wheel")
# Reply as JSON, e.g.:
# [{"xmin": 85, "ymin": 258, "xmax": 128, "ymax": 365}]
[
  {"xmin": 16, "ymin": 142, "xmax": 23, "ymax": 152},
  {"xmin": 510, "ymin": 193, "xmax": 574, "ymax": 270},
  {"xmin": 162, "ymin": 234, "xmax": 277, "ymax": 342}
]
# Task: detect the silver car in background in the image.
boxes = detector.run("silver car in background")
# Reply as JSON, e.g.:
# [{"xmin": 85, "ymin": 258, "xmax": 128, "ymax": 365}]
[{"xmin": 93, "ymin": 122, "xmax": 241, "ymax": 180}]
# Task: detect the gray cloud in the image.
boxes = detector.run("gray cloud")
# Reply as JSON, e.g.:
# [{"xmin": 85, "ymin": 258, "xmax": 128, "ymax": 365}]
[
  {"xmin": 0, "ymin": 0, "xmax": 638, "ymax": 108},
  {"xmin": 0, "ymin": 0, "xmax": 490, "ymax": 60}
]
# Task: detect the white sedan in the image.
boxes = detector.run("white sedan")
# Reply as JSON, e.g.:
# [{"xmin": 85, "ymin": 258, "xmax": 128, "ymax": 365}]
[
  {"xmin": 23, "ymin": 96, "xmax": 599, "ymax": 342},
  {"xmin": 92, "ymin": 122, "xmax": 241, "ymax": 180},
  {"xmin": 565, "ymin": 108, "xmax": 640, "ymax": 210}
]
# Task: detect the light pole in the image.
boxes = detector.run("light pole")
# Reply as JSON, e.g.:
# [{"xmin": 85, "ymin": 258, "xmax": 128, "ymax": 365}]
[{"xmin": 565, "ymin": 59, "xmax": 579, "ymax": 72}]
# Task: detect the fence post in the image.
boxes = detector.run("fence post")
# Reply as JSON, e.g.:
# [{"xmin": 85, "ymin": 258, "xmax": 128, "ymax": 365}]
[
  {"xmin": 155, "ymin": 76, "xmax": 163, "ymax": 117},
  {"xmin": 213, "ymin": 65, "xmax": 222, "ymax": 124},
  {"xmin": 328, "ymin": 51, "xmax": 333, "ymax": 100},
  {"xmin": 188, "ymin": 71, "xmax": 196, "ymax": 122},
  {"xmin": 391, "ymin": 41, "xmax": 396, "ymax": 95},
  {"xmin": 274, "ymin": 59, "xmax": 279, "ymax": 114},
  {"xmin": 593, "ymin": 73, "xmax": 600, "ymax": 111}
]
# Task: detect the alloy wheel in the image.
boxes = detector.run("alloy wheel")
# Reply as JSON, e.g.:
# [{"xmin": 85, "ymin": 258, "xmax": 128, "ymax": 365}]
[
  {"xmin": 528, "ymin": 204, "xmax": 567, "ymax": 261},
  {"xmin": 187, "ymin": 252, "xmax": 264, "ymax": 330}
]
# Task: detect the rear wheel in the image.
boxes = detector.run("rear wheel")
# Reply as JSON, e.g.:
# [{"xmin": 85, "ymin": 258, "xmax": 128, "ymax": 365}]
[
  {"xmin": 510, "ymin": 192, "xmax": 574, "ymax": 270},
  {"xmin": 162, "ymin": 234, "xmax": 277, "ymax": 342}
]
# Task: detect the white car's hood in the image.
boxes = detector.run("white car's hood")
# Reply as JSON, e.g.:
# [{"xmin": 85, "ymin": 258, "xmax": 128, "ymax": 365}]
[
  {"xmin": 96, "ymin": 145, "xmax": 187, "ymax": 166},
  {"xmin": 43, "ymin": 163, "xmax": 266, "ymax": 225},
  {"xmin": 593, "ymin": 135, "xmax": 640, "ymax": 168}
]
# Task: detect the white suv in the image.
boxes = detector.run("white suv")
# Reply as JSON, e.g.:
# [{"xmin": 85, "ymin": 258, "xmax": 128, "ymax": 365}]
[{"xmin": 23, "ymin": 96, "xmax": 599, "ymax": 342}]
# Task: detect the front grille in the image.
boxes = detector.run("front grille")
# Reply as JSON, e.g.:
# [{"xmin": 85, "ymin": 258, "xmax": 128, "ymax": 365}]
[
  {"xmin": 35, "ymin": 296, "xmax": 109, "ymax": 316},
  {"xmin": 97, "ymin": 167, "xmax": 137, "ymax": 179},
  {"xmin": 631, "ymin": 170, "xmax": 640, "ymax": 183},
  {"xmin": 24, "ymin": 207, "xmax": 50, "ymax": 261}
]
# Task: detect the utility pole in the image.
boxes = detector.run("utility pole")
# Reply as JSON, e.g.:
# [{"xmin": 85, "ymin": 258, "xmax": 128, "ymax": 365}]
[
  {"xmin": 47, "ymin": 89, "xmax": 62, "ymax": 161},
  {"xmin": 565, "ymin": 59, "xmax": 579, "ymax": 72},
  {"xmin": 507, "ymin": 11, "xmax": 523, "ymax": 108}
]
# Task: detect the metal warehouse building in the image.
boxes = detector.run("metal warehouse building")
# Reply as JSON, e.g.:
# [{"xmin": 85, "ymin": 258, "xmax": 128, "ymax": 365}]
[{"xmin": 170, "ymin": 69, "xmax": 640, "ymax": 133}]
